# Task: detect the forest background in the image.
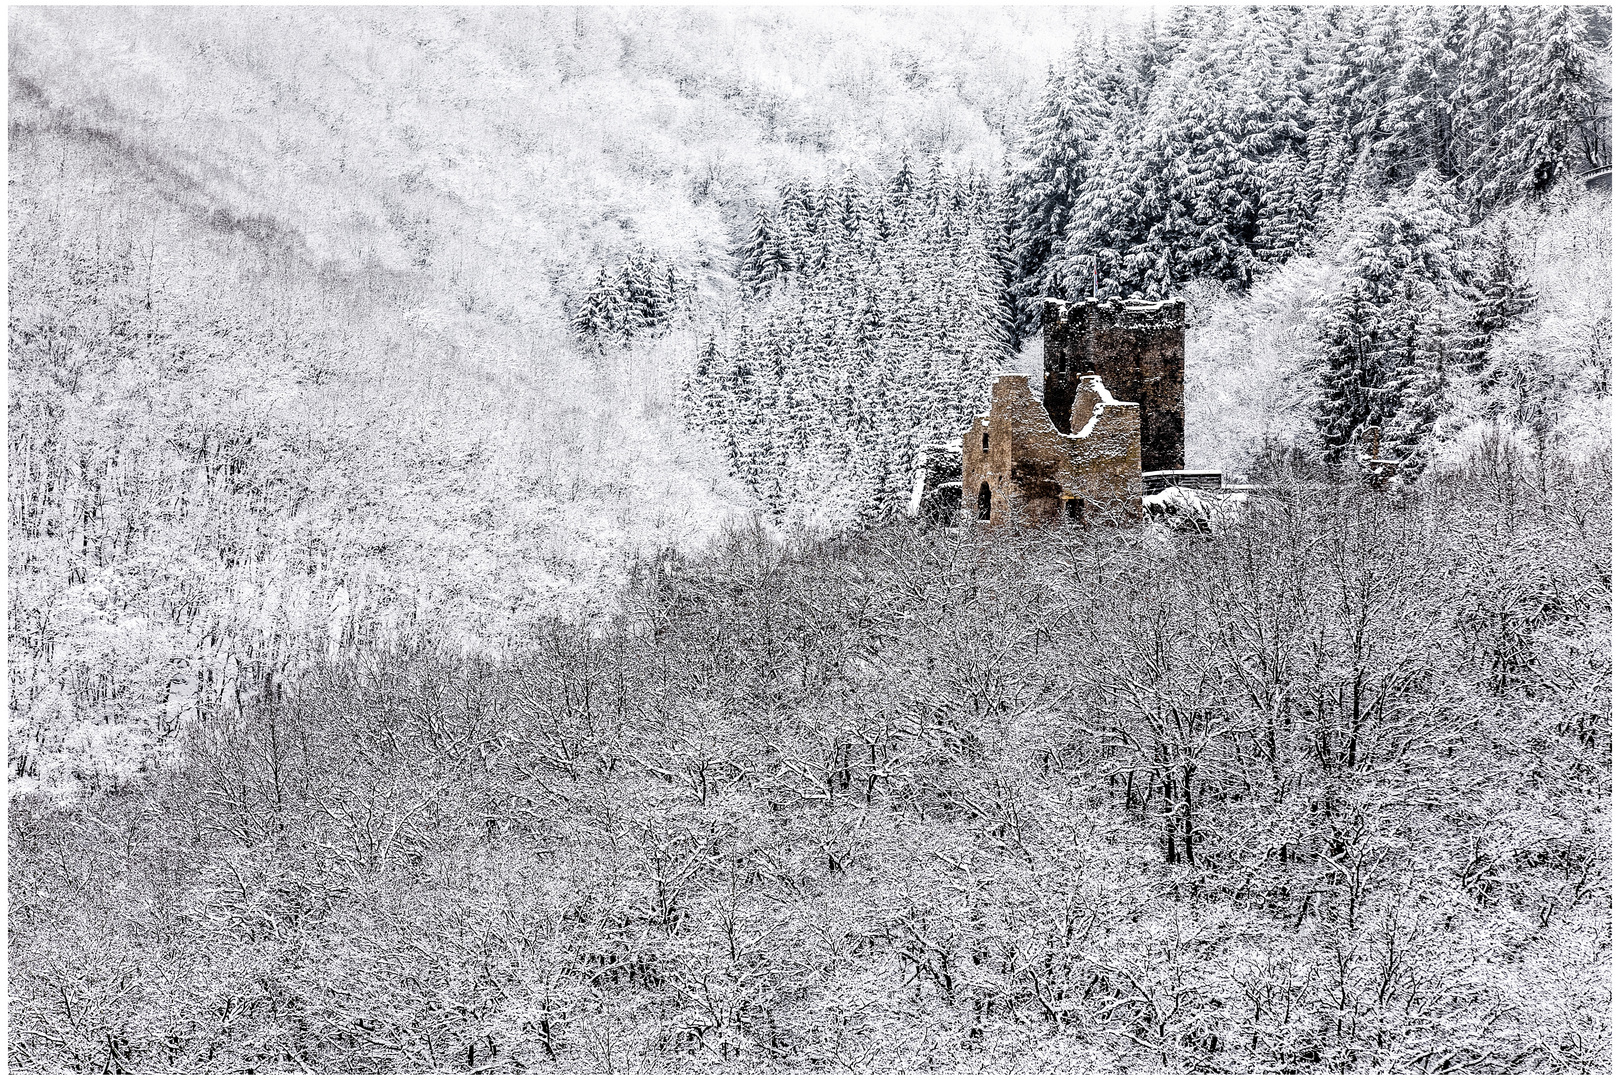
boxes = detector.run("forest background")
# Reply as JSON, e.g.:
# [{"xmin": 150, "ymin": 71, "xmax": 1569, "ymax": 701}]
[{"xmin": 8, "ymin": 4, "xmax": 1613, "ymax": 1073}]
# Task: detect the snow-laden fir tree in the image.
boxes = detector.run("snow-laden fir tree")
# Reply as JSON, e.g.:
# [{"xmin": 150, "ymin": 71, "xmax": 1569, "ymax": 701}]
[
  {"xmin": 1313, "ymin": 171, "xmax": 1462, "ymax": 468},
  {"xmin": 1252, "ymin": 151, "xmax": 1313, "ymax": 265},
  {"xmin": 1007, "ymin": 48, "xmax": 1113, "ymax": 322},
  {"xmin": 1506, "ymin": 5, "xmax": 1604, "ymax": 197},
  {"xmin": 1460, "ymin": 218, "xmax": 1538, "ymax": 380}
]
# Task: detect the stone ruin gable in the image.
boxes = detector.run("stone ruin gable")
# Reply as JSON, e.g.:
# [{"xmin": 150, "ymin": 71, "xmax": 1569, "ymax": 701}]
[
  {"xmin": 1062, "ymin": 375, "xmax": 1144, "ymax": 524},
  {"xmin": 1041, "ymin": 297, "xmax": 1186, "ymax": 474},
  {"xmin": 961, "ymin": 373, "xmax": 1142, "ymax": 528}
]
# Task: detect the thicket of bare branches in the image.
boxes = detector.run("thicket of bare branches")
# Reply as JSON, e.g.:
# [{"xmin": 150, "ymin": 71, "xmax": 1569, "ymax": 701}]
[{"xmin": 10, "ymin": 442, "xmax": 1610, "ymax": 1073}]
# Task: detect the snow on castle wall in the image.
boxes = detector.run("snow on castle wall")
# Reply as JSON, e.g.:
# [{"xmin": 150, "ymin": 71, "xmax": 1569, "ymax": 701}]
[
  {"xmin": 953, "ymin": 296, "xmax": 1194, "ymax": 528},
  {"xmin": 1041, "ymin": 297, "xmax": 1185, "ymax": 473},
  {"xmin": 961, "ymin": 373, "xmax": 1142, "ymax": 527}
]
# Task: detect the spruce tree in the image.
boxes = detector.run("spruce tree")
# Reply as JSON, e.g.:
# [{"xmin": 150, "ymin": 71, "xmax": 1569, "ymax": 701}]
[
  {"xmin": 620, "ymin": 251, "xmax": 661, "ymax": 341},
  {"xmin": 1452, "ymin": 6, "xmax": 1522, "ymax": 213},
  {"xmin": 1180, "ymin": 77, "xmax": 1259, "ymax": 285},
  {"xmin": 1313, "ymin": 278, "xmax": 1381, "ymax": 463},
  {"xmin": 571, "ymin": 267, "xmax": 614, "ymax": 345},
  {"xmin": 736, "ymin": 208, "xmax": 777, "ymax": 296},
  {"xmin": 1506, "ymin": 5, "xmax": 1603, "ymax": 197},
  {"xmin": 1313, "ymin": 172, "xmax": 1460, "ymax": 468},
  {"xmin": 834, "ymin": 168, "xmax": 867, "ymax": 239},
  {"xmin": 1008, "ymin": 58, "xmax": 1113, "ymax": 322},
  {"xmin": 1252, "ymin": 152, "xmax": 1312, "ymax": 265},
  {"xmin": 1380, "ymin": 277, "xmax": 1448, "ymax": 473},
  {"xmin": 1304, "ymin": 91, "xmax": 1355, "ymax": 219},
  {"xmin": 694, "ymin": 334, "xmax": 724, "ymax": 424},
  {"xmin": 888, "ymin": 150, "xmax": 916, "ymax": 205},
  {"xmin": 1339, "ymin": 6, "xmax": 1403, "ymax": 185},
  {"xmin": 1461, "ymin": 218, "xmax": 1536, "ymax": 379},
  {"xmin": 1383, "ymin": 8, "xmax": 1461, "ymax": 184}
]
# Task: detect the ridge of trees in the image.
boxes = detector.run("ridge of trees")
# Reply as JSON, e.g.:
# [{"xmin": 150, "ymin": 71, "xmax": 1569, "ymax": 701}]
[
  {"xmin": 668, "ymin": 7, "xmax": 1608, "ymax": 511},
  {"xmin": 1004, "ymin": 4, "xmax": 1607, "ymax": 478},
  {"xmin": 1009, "ymin": 5, "xmax": 1607, "ymax": 308}
]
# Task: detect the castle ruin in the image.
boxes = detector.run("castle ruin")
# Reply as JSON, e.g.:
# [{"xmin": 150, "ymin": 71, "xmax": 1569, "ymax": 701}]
[
  {"xmin": 954, "ymin": 297, "xmax": 1217, "ymax": 527},
  {"xmin": 1040, "ymin": 298, "xmax": 1184, "ymax": 472}
]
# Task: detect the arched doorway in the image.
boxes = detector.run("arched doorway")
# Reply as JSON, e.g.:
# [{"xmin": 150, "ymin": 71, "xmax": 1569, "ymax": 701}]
[{"xmin": 977, "ymin": 481, "xmax": 992, "ymax": 520}]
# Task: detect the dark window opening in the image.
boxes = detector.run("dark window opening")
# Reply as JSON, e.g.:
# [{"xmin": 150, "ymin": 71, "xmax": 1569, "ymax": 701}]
[
  {"xmin": 981, "ymin": 431, "xmax": 990, "ymax": 452},
  {"xmin": 977, "ymin": 481, "xmax": 992, "ymax": 520},
  {"xmin": 1066, "ymin": 497, "xmax": 1085, "ymax": 525}
]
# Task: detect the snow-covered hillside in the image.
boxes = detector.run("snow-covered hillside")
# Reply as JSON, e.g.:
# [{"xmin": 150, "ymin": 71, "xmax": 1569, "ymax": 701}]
[
  {"xmin": 1185, "ymin": 187, "xmax": 1611, "ymax": 479},
  {"xmin": 8, "ymin": 6, "xmax": 1108, "ymax": 796},
  {"xmin": 8, "ymin": 10, "xmax": 1612, "ymax": 1071},
  {"xmin": 8, "ymin": 5, "xmax": 1611, "ymax": 799}
]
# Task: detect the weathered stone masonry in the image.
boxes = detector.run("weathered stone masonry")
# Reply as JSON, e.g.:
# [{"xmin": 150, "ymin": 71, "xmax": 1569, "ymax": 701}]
[
  {"xmin": 1041, "ymin": 297, "xmax": 1185, "ymax": 473},
  {"xmin": 961, "ymin": 373, "xmax": 1143, "ymax": 528},
  {"xmin": 954, "ymin": 296, "xmax": 1195, "ymax": 528}
]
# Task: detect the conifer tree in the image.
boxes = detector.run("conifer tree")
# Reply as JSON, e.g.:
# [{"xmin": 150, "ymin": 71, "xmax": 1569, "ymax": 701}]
[
  {"xmin": 918, "ymin": 157, "xmax": 946, "ymax": 220},
  {"xmin": 694, "ymin": 334, "xmax": 724, "ymax": 424},
  {"xmin": 1304, "ymin": 91, "xmax": 1355, "ymax": 218},
  {"xmin": 1460, "ymin": 218, "xmax": 1537, "ymax": 379},
  {"xmin": 1506, "ymin": 4, "xmax": 1603, "ymax": 197},
  {"xmin": 888, "ymin": 151, "xmax": 916, "ymax": 205},
  {"xmin": 636, "ymin": 251, "xmax": 672, "ymax": 333},
  {"xmin": 1339, "ymin": 6, "xmax": 1403, "ymax": 182},
  {"xmin": 571, "ymin": 268, "xmax": 614, "ymax": 346},
  {"xmin": 664, "ymin": 265, "xmax": 687, "ymax": 324},
  {"xmin": 737, "ymin": 208, "xmax": 778, "ymax": 296},
  {"xmin": 1383, "ymin": 8, "xmax": 1462, "ymax": 183},
  {"xmin": 1379, "ymin": 275, "xmax": 1449, "ymax": 471},
  {"xmin": 1253, "ymin": 152, "xmax": 1312, "ymax": 265},
  {"xmin": 834, "ymin": 168, "xmax": 868, "ymax": 239},
  {"xmin": 1313, "ymin": 278, "xmax": 1381, "ymax": 463},
  {"xmin": 1180, "ymin": 77, "xmax": 1260, "ymax": 285},
  {"xmin": 1452, "ymin": 5, "xmax": 1522, "ymax": 213},
  {"xmin": 1008, "ymin": 57, "xmax": 1113, "ymax": 322},
  {"xmin": 1060, "ymin": 126, "xmax": 1136, "ymax": 300},
  {"xmin": 1312, "ymin": 172, "xmax": 1461, "ymax": 467}
]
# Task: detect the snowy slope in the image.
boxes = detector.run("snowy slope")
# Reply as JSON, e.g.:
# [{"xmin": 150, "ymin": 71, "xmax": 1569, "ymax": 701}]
[
  {"xmin": 1184, "ymin": 188, "xmax": 1611, "ymax": 480},
  {"xmin": 8, "ymin": 6, "xmax": 1111, "ymax": 795}
]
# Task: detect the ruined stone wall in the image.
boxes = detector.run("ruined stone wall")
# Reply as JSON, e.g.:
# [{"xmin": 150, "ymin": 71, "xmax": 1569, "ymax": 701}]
[
  {"xmin": 1040, "ymin": 300, "xmax": 1089, "ymax": 435},
  {"xmin": 1002, "ymin": 373, "xmax": 1074, "ymax": 524},
  {"xmin": 1062, "ymin": 376, "xmax": 1144, "ymax": 526},
  {"xmin": 961, "ymin": 373, "xmax": 1141, "ymax": 528},
  {"xmin": 1041, "ymin": 298, "xmax": 1185, "ymax": 473},
  {"xmin": 962, "ymin": 389, "xmax": 1012, "ymax": 526}
]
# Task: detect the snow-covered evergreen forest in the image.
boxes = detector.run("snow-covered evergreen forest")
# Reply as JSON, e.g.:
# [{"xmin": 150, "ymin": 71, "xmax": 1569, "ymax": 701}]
[
  {"xmin": 8, "ymin": 4, "xmax": 1613, "ymax": 1074},
  {"xmin": 681, "ymin": 160, "xmax": 1013, "ymax": 523}
]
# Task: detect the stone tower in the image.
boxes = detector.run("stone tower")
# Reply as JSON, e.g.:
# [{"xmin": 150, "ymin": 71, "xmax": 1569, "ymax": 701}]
[{"xmin": 1040, "ymin": 298, "xmax": 1185, "ymax": 473}]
